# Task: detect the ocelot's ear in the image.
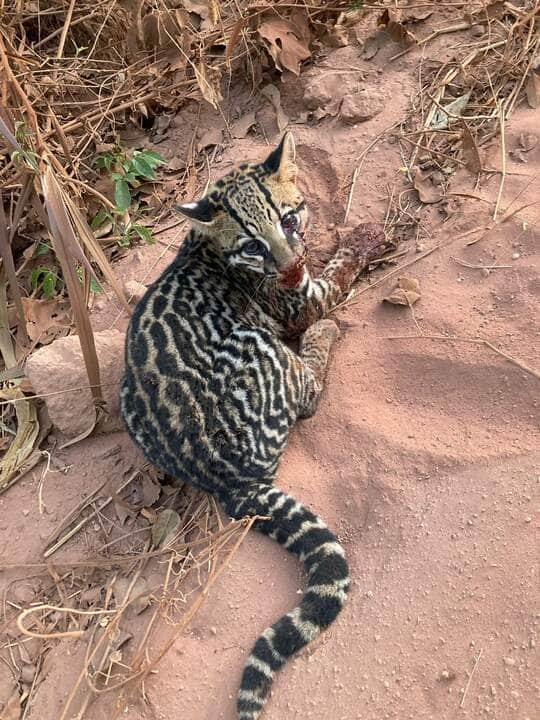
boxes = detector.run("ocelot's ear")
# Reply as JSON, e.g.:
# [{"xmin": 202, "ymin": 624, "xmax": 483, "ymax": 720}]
[
  {"xmin": 175, "ymin": 196, "xmax": 217, "ymax": 225},
  {"xmin": 263, "ymin": 132, "xmax": 297, "ymax": 183}
]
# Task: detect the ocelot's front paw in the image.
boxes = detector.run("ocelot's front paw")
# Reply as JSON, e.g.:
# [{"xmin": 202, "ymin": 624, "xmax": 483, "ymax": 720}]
[{"xmin": 339, "ymin": 222, "xmax": 387, "ymax": 265}]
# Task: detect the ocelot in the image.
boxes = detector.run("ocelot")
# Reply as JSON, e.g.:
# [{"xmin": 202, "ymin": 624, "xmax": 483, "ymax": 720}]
[{"xmin": 120, "ymin": 133, "xmax": 385, "ymax": 719}]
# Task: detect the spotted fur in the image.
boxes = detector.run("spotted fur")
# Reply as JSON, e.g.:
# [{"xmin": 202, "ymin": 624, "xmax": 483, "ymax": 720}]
[{"xmin": 121, "ymin": 133, "xmax": 386, "ymax": 719}]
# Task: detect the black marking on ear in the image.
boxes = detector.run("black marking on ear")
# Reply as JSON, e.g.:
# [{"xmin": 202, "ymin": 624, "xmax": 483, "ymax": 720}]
[
  {"xmin": 262, "ymin": 134, "xmax": 288, "ymax": 174},
  {"xmin": 175, "ymin": 197, "xmax": 216, "ymax": 223}
]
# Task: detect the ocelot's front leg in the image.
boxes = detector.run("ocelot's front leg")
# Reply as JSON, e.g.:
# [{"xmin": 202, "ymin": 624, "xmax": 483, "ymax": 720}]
[
  {"xmin": 264, "ymin": 223, "xmax": 387, "ymax": 338},
  {"xmin": 296, "ymin": 319, "xmax": 340, "ymax": 418}
]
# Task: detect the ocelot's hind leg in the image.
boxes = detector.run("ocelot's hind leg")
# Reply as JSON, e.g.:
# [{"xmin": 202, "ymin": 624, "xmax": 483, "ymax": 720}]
[{"xmin": 297, "ymin": 319, "xmax": 339, "ymax": 418}]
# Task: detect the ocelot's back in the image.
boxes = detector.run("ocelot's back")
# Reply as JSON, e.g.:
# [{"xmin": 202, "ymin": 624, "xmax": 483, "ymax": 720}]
[{"xmin": 121, "ymin": 132, "xmax": 385, "ymax": 719}]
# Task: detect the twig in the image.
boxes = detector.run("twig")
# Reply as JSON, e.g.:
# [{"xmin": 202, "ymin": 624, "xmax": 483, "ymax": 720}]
[
  {"xmin": 460, "ymin": 649, "xmax": 484, "ymax": 708},
  {"xmin": 343, "ymin": 167, "xmax": 358, "ymax": 225},
  {"xmin": 390, "ymin": 21, "xmax": 471, "ymax": 62},
  {"xmin": 493, "ymin": 102, "xmax": 506, "ymax": 221},
  {"xmin": 450, "ymin": 256, "xmax": 511, "ymax": 270}
]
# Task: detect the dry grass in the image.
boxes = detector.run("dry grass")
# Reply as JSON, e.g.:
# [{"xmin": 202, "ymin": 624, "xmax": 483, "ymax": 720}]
[{"xmin": 1, "ymin": 465, "xmax": 264, "ymax": 719}]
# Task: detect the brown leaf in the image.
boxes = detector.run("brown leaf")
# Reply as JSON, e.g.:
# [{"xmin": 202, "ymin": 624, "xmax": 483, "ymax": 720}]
[
  {"xmin": 403, "ymin": 7, "xmax": 433, "ymax": 22},
  {"xmin": 141, "ymin": 473, "xmax": 161, "ymax": 507},
  {"xmin": 362, "ymin": 36, "xmax": 379, "ymax": 60},
  {"xmin": 194, "ymin": 61, "xmax": 222, "ymax": 108},
  {"xmin": 113, "ymin": 577, "xmax": 152, "ymax": 615},
  {"xmin": 518, "ymin": 133, "xmax": 538, "ymax": 152},
  {"xmin": 413, "ymin": 168, "xmax": 443, "ymax": 204},
  {"xmin": 231, "ymin": 111, "xmax": 257, "ymax": 139},
  {"xmin": 226, "ymin": 17, "xmax": 247, "ymax": 60},
  {"xmin": 181, "ymin": 0, "xmax": 208, "ymax": 17},
  {"xmin": 460, "ymin": 120, "xmax": 481, "ymax": 174},
  {"xmin": 151, "ymin": 508, "xmax": 181, "ymax": 547},
  {"xmin": 383, "ymin": 277, "xmax": 421, "ymax": 306},
  {"xmin": 326, "ymin": 25, "xmax": 349, "ymax": 48},
  {"xmin": 258, "ymin": 18, "xmax": 311, "ymax": 75},
  {"xmin": 197, "ymin": 127, "xmax": 222, "ymax": 151},
  {"xmin": 261, "ymin": 84, "xmax": 289, "ymax": 131},
  {"xmin": 208, "ymin": 0, "xmax": 219, "ymax": 26},
  {"xmin": 525, "ymin": 71, "xmax": 540, "ymax": 108},
  {"xmin": 21, "ymin": 297, "xmax": 70, "ymax": 345},
  {"xmin": 378, "ymin": 9, "xmax": 417, "ymax": 45}
]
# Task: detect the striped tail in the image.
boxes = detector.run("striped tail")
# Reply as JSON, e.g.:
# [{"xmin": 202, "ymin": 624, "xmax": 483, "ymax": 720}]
[{"xmin": 218, "ymin": 483, "xmax": 350, "ymax": 720}]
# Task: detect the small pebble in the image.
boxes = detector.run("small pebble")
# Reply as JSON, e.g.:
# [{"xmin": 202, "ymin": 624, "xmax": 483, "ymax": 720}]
[
  {"xmin": 503, "ymin": 656, "xmax": 516, "ymax": 666},
  {"xmin": 512, "ymin": 252, "xmax": 520, "ymax": 259}
]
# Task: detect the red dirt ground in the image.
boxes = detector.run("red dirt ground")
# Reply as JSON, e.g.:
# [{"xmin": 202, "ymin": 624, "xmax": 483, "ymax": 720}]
[{"xmin": 1, "ymin": 15, "xmax": 539, "ymax": 720}]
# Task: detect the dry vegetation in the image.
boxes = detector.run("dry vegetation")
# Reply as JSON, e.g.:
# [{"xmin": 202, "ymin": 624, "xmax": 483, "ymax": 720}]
[{"xmin": 0, "ymin": 1, "xmax": 539, "ymax": 718}]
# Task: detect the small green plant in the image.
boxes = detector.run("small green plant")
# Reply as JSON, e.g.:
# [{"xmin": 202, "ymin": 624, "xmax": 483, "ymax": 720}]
[
  {"xmin": 94, "ymin": 147, "xmax": 165, "ymax": 212},
  {"xmin": 11, "ymin": 121, "xmax": 39, "ymax": 170},
  {"xmin": 30, "ymin": 267, "xmax": 61, "ymax": 299},
  {"xmin": 75, "ymin": 265, "xmax": 102, "ymax": 295},
  {"xmin": 92, "ymin": 146, "xmax": 165, "ymax": 247}
]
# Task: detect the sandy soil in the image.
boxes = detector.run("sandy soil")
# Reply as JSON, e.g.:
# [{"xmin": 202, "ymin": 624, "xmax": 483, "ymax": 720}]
[{"xmin": 1, "ymin": 15, "xmax": 539, "ymax": 720}]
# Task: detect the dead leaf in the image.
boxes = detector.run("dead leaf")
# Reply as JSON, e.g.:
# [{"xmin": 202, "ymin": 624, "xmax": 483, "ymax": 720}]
[
  {"xmin": 226, "ymin": 17, "xmax": 247, "ymax": 61},
  {"xmin": 525, "ymin": 71, "xmax": 539, "ymax": 109},
  {"xmin": 383, "ymin": 277, "xmax": 421, "ymax": 306},
  {"xmin": 208, "ymin": 0, "xmax": 219, "ymax": 26},
  {"xmin": 403, "ymin": 7, "xmax": 433, "ymax": 22},
  {"xmin": 194, "ymin": 61, "xmax": 222, "ymax": 108},
  {"xmin": 151, "ymin": 508, "xmax": 181, "ymax": 547},
  {"xmin": 197, "ymin": 127, "xmax": 222, "ymax": 151},
  {"xmin": 0, "ymin": 690, "xmax": 22, "ymax": 720},
  {"xmin": 111, "ymin": 628, "xmax": 133, "ymax": 650},
  {"xmin": 113, "ymin": 576, "xmax": 152, "ymax": 615},
  {"xmin": 20, "ymin": 663, "xmax": 37, "ymax": 685},
  {"xmin": 261, "ymin": 84, "xmax": 289, "ymax": 131},
  {"xmin": 431, "ymin": 91, "xmax": 471, "ymax": 130},
  {"xmin": 362, "ymin": 36, "xmax": 379, "ymax": 60},
  {"xmin": 326, "ymin": 25, "xmax": 349, "ymax": 48},
  {"xmin": 141, "ymin": 473, "xmax": 161, "ymax": 507},
  {"xmin": 378, "ymin": 9, "xmax": 417, "ymax": 45},
  {"xmin": 21, "ymin": 297, "xmax": 70, "ymax": 345},
  {"xmin": 518, "ymin": 133, "xmax": 538, "ymax": 152},
  {"xmin": 231, "ymin": 111, "xmax": 257, "ymax": 139},
  {"xmin": 181, "ymin": 0, "xmax": 208, "ymax": 18},
  {"xmin": 413, "ymin": 168, "xmax": 443, "ymax": 204},
  {"xmin": 509, "ymin": 149, "xmax": 528, "ymax": 163},
  {"xmin": 258, "ymin": 18, "xmax": 311, "ymax": 75},
  {"xmin": 460, "ymin": 120, "xmax": 481, "ymax": 174}
]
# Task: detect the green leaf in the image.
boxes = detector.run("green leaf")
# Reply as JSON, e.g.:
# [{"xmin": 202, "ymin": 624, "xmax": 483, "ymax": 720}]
[
  {"xmin": 35, "ymin": 242, "xmax": 51, "ymax": 257},
  {"xmin": 94, "ymin": 153, "xmax": 115, "ymax": 171},
  {"xmin": 90, "ymin": 208, "xmax": 110, "ymax": 230},
  {"xmin": 131, "ymin": 155, "xmax": 155, "ymax": 179},
  {"xmin": 138, "ymin": 149, "xmax": 166, "ymax": 168},
  {"xmin": 42, "ymin": 272, "xmax": 56, "ymax": 298},
  {"xmin": 114, "ymin": 179, "xmax": 131, "ymax": 211},
  {"xmin": 31, "ymin": 267, "xmax": 58, "ymax": 297},
  {"xmin": 111, "ymin": 171, "xmax": 123, "ymax": 182},
  {"xmin": 90, "ymin": 277, "xmax": 102, "ymax": 294},
  {"xmin": 30, "ymin": 268, "xmax": 42, "ymax": 291},
  {"xmin": 131, "ymin": 224, "xmax": 154, "ymax": 244}
]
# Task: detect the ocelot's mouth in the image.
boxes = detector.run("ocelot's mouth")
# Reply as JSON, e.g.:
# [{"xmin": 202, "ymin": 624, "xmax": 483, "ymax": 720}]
[{"xmin": 279, "ymin": 256, "xmax": 305, "ymax": 288}]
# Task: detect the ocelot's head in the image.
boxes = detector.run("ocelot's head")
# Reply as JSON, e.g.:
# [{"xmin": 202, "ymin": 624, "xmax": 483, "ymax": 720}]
[{"xmin": 176, "ymin": 133, "xmax": 308, "ymax": 287}]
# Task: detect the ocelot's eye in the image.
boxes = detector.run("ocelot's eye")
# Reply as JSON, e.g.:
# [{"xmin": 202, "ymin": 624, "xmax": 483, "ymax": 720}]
[
  {"xmin": 281, "ymin": 213, "xmax": 298, "ymax": 232},
  {"xmin": 242, "ymin": 239, "xmax": 267, "ymax": 256}
]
